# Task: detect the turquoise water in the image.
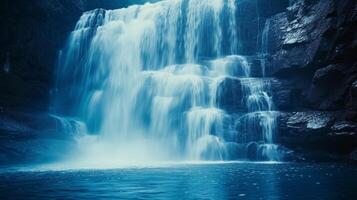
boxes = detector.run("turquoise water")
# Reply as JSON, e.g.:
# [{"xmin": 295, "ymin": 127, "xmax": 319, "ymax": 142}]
[{"xmin": 0, "ymin": 162, "xmax": 356, "ymax": 199}]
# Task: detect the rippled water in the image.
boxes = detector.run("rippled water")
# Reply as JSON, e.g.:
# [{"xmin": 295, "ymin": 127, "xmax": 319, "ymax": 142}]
[{"xmin": 0, "ymin": 162, "xmax": 356, "ymax": 199}]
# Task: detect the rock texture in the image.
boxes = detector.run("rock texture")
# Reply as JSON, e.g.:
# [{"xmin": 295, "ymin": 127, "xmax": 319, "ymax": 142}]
[{"xmin": 263, "ymin": 0, "xmax": 357, "ymax": 161}]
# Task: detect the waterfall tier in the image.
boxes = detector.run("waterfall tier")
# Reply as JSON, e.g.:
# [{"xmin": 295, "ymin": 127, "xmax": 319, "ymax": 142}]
[{"xmin": 54, "ymin": 0, "xmax": 282, "ymax": 162}]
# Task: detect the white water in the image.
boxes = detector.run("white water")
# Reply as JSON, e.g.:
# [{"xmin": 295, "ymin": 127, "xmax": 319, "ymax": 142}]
[{"xmin": 54, "ymin": 0, "xmax": 281, "ymax": 165}]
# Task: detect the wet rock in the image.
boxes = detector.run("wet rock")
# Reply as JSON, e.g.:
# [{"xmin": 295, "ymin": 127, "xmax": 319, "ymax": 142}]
[
  {"xmin": 286, "ymin": 112, "xmax": 334, "ymax": 131},
  {"xmin": 312, "ymin": 65, "xmax": 343, "ymax": 86},
  {"xmin": 278, "ymin": 111, "xmax": 357, "ymax": 158},
  {"xmin": 217, "ymin": 78, "xmax": 244, "ymax": 112},
  {"xmin": 270, "ymin": 78, "xmax": 302, "ymax": 110},
  {"xmin": 274, "ymin": 90, "xmax": 292, "ymax": 110},
  {"xmin": 331, "ymin": 121, "xmax": 357, "ymax": 133},
  {"xmin": 305, "ymin": 63, "xmax": 356, "ymax": 111},
  {"xmin": 265, "ymin": 0, "xmax": 336, "ymax": 75},
  {"xmin": 218, "ymin": 77, "xmax": 284, "ymax": 112},
  {"xmin": 249, "ymin": 0, "xmax": 356, "ymax": 161},
  {"xmin": 219, "ymin": 77, "xmax": 303, "ymax": 112}
]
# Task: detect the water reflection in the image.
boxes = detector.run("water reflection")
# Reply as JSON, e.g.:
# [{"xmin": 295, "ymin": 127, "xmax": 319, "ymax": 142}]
[{"xmin": 0, "ymin": 163, "xmax": 356, "ymax": 199}]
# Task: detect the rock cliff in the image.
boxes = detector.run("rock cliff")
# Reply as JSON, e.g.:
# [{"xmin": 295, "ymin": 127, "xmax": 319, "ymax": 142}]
[{"xmin": 264, "ymin": 0, "xmax": 357, "ymax": 161}]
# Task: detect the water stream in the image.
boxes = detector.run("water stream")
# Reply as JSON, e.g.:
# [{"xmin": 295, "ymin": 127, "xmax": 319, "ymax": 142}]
[{"xmin": 54, "ymin": 0, "xmax": 281, "ymax": 164}]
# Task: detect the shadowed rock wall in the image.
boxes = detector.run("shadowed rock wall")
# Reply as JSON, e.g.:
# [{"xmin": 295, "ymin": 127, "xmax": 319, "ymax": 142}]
[{"xmin": 262, "ymin": 0, "xmax": 357, "ymax": 161}]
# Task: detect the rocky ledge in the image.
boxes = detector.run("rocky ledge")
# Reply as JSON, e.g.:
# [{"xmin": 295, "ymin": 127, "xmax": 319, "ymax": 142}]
[
  {"xmin": 263, "ymin": 0, "xmax": 357, "ymax": 161},
  {"xmin": 278, "ymin": 112, "xmax": 357, "ymax": 161}
]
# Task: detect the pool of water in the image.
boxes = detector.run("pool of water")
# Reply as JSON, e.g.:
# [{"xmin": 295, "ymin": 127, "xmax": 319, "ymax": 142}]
[{"xmin": 0, "ymin": 162, "xmax": 356, "ymax": 199}]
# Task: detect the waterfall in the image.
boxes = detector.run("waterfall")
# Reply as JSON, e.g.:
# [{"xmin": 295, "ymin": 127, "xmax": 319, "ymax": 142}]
[
  {"xmin": 260, "ymin": 19, "xmax": 270, "ymax": 76},
  {"xmin": 54, "ymin": 0, "xmax": 281, "ymax": 163}
]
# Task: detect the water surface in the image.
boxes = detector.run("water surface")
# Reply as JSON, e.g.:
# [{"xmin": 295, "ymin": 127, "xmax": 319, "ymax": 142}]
[{"xmin": 0, "ymin": 162, "xmax": 356, "ymax": 199}]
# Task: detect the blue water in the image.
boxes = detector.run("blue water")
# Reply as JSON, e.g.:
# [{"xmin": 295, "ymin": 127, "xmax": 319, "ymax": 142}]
[{"xmin": 0, "ymin": 162, "xmax": 356, "ymax": 199}]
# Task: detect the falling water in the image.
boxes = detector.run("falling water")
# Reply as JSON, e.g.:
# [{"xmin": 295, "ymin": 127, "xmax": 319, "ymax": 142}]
[
  {"xmin": 54, "ymin": 0, "xmax": 281, "ymax": 164},
  {"xmin": 260, "ymin": 19, "xmax": 270, "ymax": 76}
]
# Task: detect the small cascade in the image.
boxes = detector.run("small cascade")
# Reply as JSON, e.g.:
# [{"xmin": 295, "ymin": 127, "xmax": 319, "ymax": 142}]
[
  {"xmin": 260, "ymin": 19, "xmax": 270, "ymax": 76},
  {"xmin": 236, "ymin": 78, "xmax": 280, "ymax": 160},
  {"xmin": 53, "ymin": 0, "xmax": 281, "ymax": 163}
]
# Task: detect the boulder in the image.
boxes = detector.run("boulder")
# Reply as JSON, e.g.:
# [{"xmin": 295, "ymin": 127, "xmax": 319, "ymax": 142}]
[
  {"xmin": 277, "ymin": 111, "xmax": 357, "ymax": 157},
  {"xmin": 264, "ymin": 0, "xmax": 336, "ymax": 75},
  {"xmin": 217, "ymin": 77, "xmax": 244, "ymax": 112},
  {"xmin": 285, "ymin": 112, "xmax": 334, "ymax": 132}
]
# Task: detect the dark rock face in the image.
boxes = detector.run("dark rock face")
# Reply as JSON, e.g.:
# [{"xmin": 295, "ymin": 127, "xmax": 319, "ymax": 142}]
[
  {"xmin": 265, "ymin": 0, "xmax": 336, "ymax": 75},
  {"xmin": 277, "ymin": 112, "xmax": 357, "ymax": 160},
  {"xmin": 260, "ymin": 0, "xmax": 357, "ymax": 161},
  {"xmin": 217, "ymin": 78, "xmax": 244, "ymax": 112},
  {"xmin": 306, "ymin": 63, "xmax": 356, "ymax": 111},
  {"xmin": 0, "ymin": 0, "xmax": 84, "ymax": 111}
]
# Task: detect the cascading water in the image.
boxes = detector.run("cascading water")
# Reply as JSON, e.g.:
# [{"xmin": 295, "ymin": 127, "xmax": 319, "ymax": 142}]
[
  {"xmin": 260, "ymin": 18, "xmax": 270, "ymax": 75},
  {"xmin": 53, "ymin": 0, "xmax": 281, "ymax": 164}
]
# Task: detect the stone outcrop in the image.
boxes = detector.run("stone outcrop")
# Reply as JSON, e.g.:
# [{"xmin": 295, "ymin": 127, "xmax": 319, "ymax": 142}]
[
  {"xmin": 277, "ymin": 112, "xmax": 357, "ymax": 160},
  {"xmin": 263, "ymin": 0, "xmax": 357, "ymax": 161}
]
